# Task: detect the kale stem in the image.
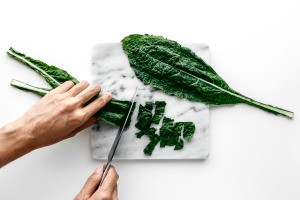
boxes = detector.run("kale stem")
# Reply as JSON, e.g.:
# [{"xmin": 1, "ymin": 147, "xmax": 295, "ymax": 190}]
[
  {"xmin": 10, "ymin": 79, "xmax": 50, "ymax": 96},
  {"xmin": 243, "ymin": 96, "xmax": 294, "ymax": 118}
]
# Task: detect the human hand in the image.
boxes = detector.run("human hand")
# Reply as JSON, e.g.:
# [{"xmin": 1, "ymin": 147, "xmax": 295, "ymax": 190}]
[
  {"xmin": 75, "ymin": 165, "xmax": 119, "ymax": 200},
  {"xmin": 16, "ymin": 80, "xmax": 111, "ymax": 149}
]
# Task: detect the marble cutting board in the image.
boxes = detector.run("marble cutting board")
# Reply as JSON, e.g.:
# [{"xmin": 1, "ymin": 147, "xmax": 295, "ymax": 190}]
[{"xmin": 91, "ymin": 43, "xmax": 210, "ymax": 160}]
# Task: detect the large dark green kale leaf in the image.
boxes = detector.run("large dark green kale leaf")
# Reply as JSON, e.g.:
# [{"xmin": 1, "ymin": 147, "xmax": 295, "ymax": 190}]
[
  {"xmin": 122, "ymin": 34, "xmax": 294, "ymax": 118},
  {"xmin": 8, "ymin": 48, "xmax": 133, "ymax": 127}
]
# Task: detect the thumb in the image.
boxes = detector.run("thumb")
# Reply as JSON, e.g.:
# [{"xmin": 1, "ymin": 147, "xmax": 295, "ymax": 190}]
[{"xmin": 75, "ymin": 168, "xmax": 103, "ymax": 199}]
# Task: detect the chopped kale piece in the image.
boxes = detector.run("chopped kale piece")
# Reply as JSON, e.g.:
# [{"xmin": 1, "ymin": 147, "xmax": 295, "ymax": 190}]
[
  {"xmin": 174, "ymin": 122, "xmax": 184, "ymax": 135},
  {"xmin": 152, "ymin": 101, "xmax": 166, "ymax": 124},
  {"xmin": 135, "ymin": 127, "xmax": 157, "ymax": 139},
  {"xmin": 170, "ymin": 122, "xmax": 184, "ymax": 146},
  {"xmin": 174, "ymin": 138, "xmax": 184, "ymax": 150},
  {"xmin": 144, "ymin": 134, "xmax": 161, "ymax": 156},
  {"xmin": 135, "ymin": 104, "xmax": 153, "ymax": 130},
  {"xmin": 174, "ymin": 122, "xmax": 196, "ymax": 141},
  {"xmin": 159, "ymin": 117, "xmax": 175, "ymax": 148},
  {"xmin": 160, "ymin": 120, "xmax": 196, "ymax": 149},
  {"xmin": 145, "ymin": 101, "xmax": 155, "ymax": 110},
  {"xmin": 166, "ymin": 128, "xmax": 180, "ymax": 147},
  {"xmin": 146, "ymin": 128, "xmax": 158, "ymax": 140},
  {"xmin": 135, "ymin": 101, "xmax": 166, "ymax": 131},
  {"xmin": 182, "ymin": 122, "xmax": 196, "ymax": 141},
  {"xmin": 136, "ymin": 130, "xmax": 145, "ymax": 138},
  {"xmin": 159, "ymin": 117, "xmax": 174, "ymax": 137}
]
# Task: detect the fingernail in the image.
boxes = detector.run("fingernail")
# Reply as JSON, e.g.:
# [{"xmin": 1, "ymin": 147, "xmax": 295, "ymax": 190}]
[
  {"xmin": 81, "ymin": 80, "xmax": 88, "ymax": 85},
  {"xmin": 104, "ymin": 92, "xmax": 112, "ymax": 99},
  {"xmin": 65, "ymin": 80, "xmax": 74, "ymax": 85},
  {"xmin": 94, "ymin": 167, "xmax": 102, "ymax": 174}
]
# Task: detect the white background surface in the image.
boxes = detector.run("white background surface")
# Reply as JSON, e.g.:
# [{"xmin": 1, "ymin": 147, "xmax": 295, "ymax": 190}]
[{"xmin": 0, "ymin": 1, "xmax": 299, "ymax": 199}]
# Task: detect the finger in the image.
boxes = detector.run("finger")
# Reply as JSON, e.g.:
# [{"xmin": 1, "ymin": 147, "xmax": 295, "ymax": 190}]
[
  {"xmin": 112, "ymin": 184, "xmax": 118, "ymax": 200},
  {"xmin": 82, "ymin": 93, "xmax": 112, "ymax": 118},
  {"xmin": 49, "ymin": 81, "xmax": 74, "ymax": 94},
  {"xmin": 66, "ymin": 80, "xmax": 89, "ymax": 97},
  {"xmin": 75, "ymin": 168, "xmax": 103, "ymax": 199},
  {"xmin": 99, "ymin": 165, "xmax": 119, "ymax": 191},
  {"xmin": 75, "ymin": 84, "xmax": 101, "ymax": 105},
  {"xmin": 92, "ymin": 166, "xmax": 119, "ymax": 199},
  {"xmin": 68, "ymin": 117, "xmax": 97, "ymax": 137}
]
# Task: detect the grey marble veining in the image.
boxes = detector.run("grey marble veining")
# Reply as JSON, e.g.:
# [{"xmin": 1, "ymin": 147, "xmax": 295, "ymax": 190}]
[{"xmin": 91, "ymin": 43, "xmax": 210, "ymax": 160}]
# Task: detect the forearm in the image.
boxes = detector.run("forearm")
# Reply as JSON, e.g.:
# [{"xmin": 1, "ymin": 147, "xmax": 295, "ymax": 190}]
[{"xmin": 0, "ymin": 119, "xmax": 35, "ymax": 168}]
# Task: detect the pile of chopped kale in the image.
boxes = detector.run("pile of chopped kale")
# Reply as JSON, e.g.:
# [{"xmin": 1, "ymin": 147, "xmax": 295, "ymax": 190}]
[{"xmin": 135, "ymin": 101, "xmax": 196, "ymax": 155}]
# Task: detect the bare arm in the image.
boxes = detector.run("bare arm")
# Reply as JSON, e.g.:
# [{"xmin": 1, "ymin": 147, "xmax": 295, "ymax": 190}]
[
  {"xmin": 0, "ymin": 80, "xmax": 111, "ymax": 167},
  {"xmin": 0, "ymin": 119, "xmax": 34, "ymax": 167}
]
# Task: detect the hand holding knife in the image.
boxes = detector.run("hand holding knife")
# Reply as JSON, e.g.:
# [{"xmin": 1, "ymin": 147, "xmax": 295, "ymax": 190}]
[{"xmin": 99, "ymin": 87, "xmax": 139, "ymax": 186}]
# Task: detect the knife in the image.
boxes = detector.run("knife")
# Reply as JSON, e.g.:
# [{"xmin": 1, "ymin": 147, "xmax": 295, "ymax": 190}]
[{"xmin": 99, "ymin": 87, "xmax": 139, "ymax": 186}]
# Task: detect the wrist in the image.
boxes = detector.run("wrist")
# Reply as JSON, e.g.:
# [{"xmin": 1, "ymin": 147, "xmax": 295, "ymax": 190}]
[
  {"xmin": 10, "ymin": 118, "xmax": 38, "ymax": 151},
  {"xmin": 0, "ymin": 119, "xmax": 36, "ymax": 167}
]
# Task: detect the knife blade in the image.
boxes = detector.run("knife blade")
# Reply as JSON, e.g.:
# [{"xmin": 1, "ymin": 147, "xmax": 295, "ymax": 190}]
[{"xmin": 99, "ymin": 87, "xmax": 139, "ymax": 185}]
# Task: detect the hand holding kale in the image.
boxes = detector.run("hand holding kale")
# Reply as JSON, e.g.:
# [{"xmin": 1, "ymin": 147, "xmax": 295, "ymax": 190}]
[
  {"xmin": 7, "ymin": 48, "xmax": 133, "ymax": 127},
  {"xmin": 0, "ymin": 80, "xmax": 112, "ymax": 167}
]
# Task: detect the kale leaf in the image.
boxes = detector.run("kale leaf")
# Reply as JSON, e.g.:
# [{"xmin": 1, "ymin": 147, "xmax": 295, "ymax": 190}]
[
  {"xmin": 96, "ymin": 99, "xmax": 136, "ymax": 127},
  {"xmin": 8, "ymin": 48, "xmax": 134, "ymax": 127},
  {"xmin": 122, "ymin": 34, "xmax": 293, "ymax": 118},
  {"xmin": 7, "ymin": 48, "xmax": 78, "ymax": 87}
]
